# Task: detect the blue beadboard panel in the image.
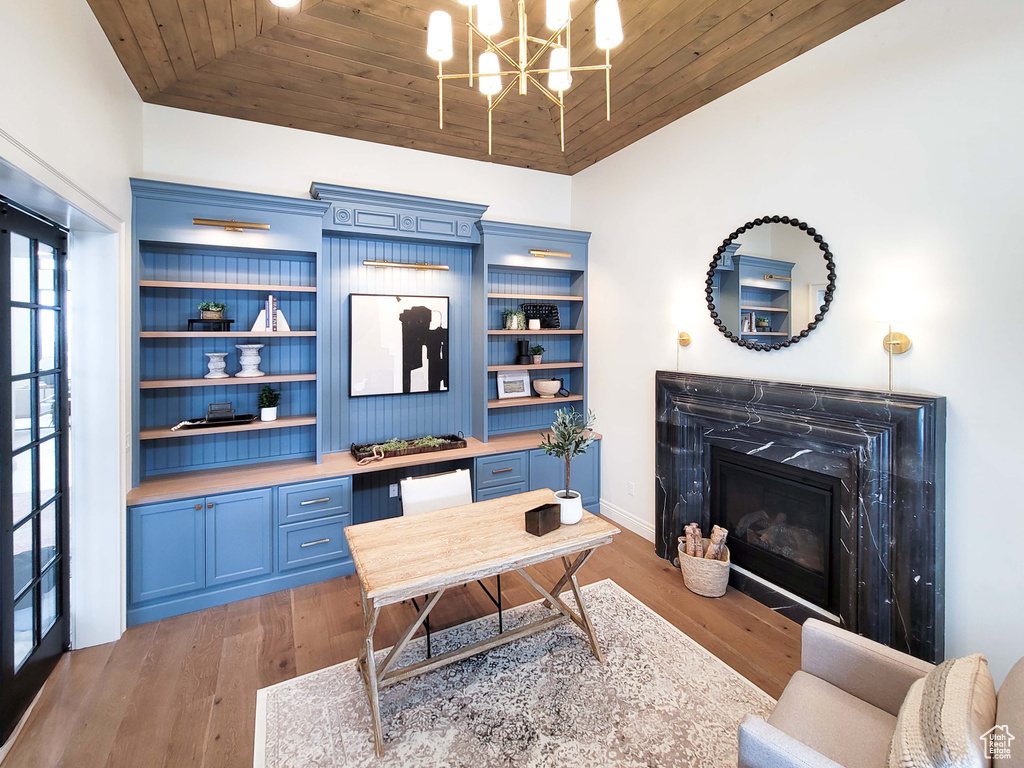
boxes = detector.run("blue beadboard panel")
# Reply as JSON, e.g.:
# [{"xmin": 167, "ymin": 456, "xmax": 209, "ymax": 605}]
[
  {"xmin": 140, "ymin": 289, "xmax": 315, "ymax": 333},
  {"xmin": 320, "ymin": 236, "xmax": 473, "ymax": 453},
  {"xmin": 487, "ymin": 268, "xmax": 580, "ymax": 298},
  {"xmin": 353, "ymin": 458, "xmax": 473, "ymax": 525},
  {"xmin": 141, "ymin": 381, "xmax": 316, "ymax": 428},
  {"xmin": 141, "ymin": 244, "xmax": 317, "ymax": 286},
  {"xmin": 142, "ymin": 426, "xmax": 315, "ymax": 477}
]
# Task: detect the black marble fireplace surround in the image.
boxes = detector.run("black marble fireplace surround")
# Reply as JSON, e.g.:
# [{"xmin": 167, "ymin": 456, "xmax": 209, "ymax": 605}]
[{"xmin": 655, "ymin": 371, "xmax": 946, "ymax": 662}]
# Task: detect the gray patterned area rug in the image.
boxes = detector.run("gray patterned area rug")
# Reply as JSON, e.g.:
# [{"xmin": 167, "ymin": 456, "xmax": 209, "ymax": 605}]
[{"xmin": 254, "ymin": 579, "xmax": 774, "ymax": 768}]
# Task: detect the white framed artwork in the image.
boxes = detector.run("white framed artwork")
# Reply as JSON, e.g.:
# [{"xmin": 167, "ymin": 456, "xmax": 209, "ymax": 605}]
[
  {"xmin": 496, "ymin": 370, "xmax": 531, "ymax": 400},
  {"xmin": 350, "ymin": 294, "xmax": 450, "ymax": 397}
]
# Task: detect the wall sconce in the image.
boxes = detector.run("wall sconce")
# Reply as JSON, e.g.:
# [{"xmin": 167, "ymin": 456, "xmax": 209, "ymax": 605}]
[
  {"xmin": 193, "ymin": 218, "xmax": 270, "ymax": 232},
  {"xmin": 362, "ymin": 260, "xmax": 450, "ymax": 271},
  {"xmin": 882, "ymin": 325, "xmax": 912, "ymax": 391},
  {"xmin": 671, "ymin": 303, "xmax": 691, "ymax": 371}
]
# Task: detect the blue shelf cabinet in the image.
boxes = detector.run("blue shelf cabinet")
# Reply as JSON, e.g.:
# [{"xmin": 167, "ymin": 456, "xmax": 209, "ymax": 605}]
[
  {"xmin": 473, "ymin": 441, "xmax": 601, "ymax": 510},
  {"xmin": 130, "ymin": 180, "xmax": 330, "ymax": 486},
  {"xmin": 473, "ymin": 221, "xmax": 592, "ymax": 442}
]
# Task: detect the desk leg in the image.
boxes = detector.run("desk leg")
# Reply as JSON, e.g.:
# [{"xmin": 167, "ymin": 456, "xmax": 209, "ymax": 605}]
[
  {"xmin": 360, "ymin": 590, "xmax": 385, "ymax": 757},
  {"xmin": 562, "ymin": 554, "xmax": 604, "ymax": 664}
]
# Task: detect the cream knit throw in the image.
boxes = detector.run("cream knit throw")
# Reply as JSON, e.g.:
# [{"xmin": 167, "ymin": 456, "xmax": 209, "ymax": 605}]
[{"xmin": 888, "ymin": 653, "xmax": 997, "ymax": 768}]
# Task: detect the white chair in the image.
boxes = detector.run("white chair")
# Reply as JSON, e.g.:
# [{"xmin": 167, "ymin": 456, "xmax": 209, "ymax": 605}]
[{"xmin": 400, "ymin": 469, "xmax": 503, "ymax": 657}]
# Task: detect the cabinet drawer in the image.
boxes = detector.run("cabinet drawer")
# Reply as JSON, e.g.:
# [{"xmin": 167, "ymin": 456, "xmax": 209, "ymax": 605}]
[
  {"xmin": 279, "ymin": 514, "xmax": 351, "ymax": 571},
  {"xmin": 476, "ymin": 482, "xmax": 530, "ymax": 502},
  {"xmin": 475, "ymin": 451, "xmax": 529, "ymax": 491},
  {"xmin": 278, "ymin": 477, "xmax": 352, "ymax": 524}
]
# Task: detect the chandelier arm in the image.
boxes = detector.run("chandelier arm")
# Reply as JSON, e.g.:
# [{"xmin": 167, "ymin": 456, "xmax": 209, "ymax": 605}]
[
  {"xmin": 488, "ymin": 77, "xmax": 520, "ymax": 112},
  {"xmin": 526, "ymin": 73, "xmax": 562, "ymax": 107},
  {"xmin": 525, "ymin": 24, "xmax": 567, "ymax": 70}
]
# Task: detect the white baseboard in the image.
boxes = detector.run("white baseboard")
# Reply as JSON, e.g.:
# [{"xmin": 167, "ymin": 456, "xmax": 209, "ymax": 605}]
[{"xmin": 599, "ymin": 498, "xmax": 655, "ymax": 542}]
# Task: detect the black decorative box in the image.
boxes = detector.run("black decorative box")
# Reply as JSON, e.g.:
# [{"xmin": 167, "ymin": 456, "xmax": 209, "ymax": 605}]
[{"xmin": 525, "ymin": 503, "xmax": 561, "ymax": 537}]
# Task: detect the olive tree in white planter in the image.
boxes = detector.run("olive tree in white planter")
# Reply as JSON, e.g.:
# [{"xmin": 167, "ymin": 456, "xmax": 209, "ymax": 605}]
[{"xmin": 539, "ymin": 408, "xmax": 596, "ymax": 525}]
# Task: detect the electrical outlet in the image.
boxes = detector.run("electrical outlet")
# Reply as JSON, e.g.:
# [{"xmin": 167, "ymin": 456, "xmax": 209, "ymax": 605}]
[
  {"xmin": 389, "ymin": 483, "xmax": 399, "ymax": 498},
  {"xmin": 627, "ymin": 481, "xmax": 635, "ymax": 497}
]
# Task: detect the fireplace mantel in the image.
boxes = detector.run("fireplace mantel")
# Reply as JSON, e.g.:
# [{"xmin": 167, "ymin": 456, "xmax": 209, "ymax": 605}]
[{"xmin": 655, "ymin": 371, "xmax": 946, "ymax": 662}]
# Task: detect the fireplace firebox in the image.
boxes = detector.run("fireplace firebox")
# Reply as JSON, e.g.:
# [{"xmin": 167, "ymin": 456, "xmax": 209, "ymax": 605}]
[{"xmin": 710, "ymin": 447, "xmax": 840, "ymax": 614}]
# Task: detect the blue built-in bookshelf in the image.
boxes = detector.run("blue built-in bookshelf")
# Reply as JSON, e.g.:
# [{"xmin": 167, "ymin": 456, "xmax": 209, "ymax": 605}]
[
  {"xmin": 473, "ymin": 221, "xmax": 591, "ymax": 441},
  {"xmin": 130, "ymin": 180, "xmax": 330, "ymax": 485}
]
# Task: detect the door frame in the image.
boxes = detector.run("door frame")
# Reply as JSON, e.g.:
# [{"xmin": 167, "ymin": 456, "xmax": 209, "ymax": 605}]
[{"xmin": 0, "ymin": 201, "xmax": 71, "ymax": 745}]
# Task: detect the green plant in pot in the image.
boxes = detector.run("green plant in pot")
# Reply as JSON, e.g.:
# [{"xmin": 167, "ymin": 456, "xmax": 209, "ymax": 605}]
[
  {"xmin": 502, "ymin": 308, "xmax": 527, "ymax": 331},
  {"xmin": 530, "ymin": 344, "xmax": 545, "ymax": 364},
  {"xmin": 755, "ymin": 315, "xmax": 771, "ymax": 331},
  {"xmin": 258, "ymin": 385, "xmax": 281, "ymax": 422},
  {"xmin": 198, "ymin": 301, "xmax": 227, "ymax": 320},
  {"xmin": 539, "ymin": 408, "xmax": 596, "ymax": 525}
]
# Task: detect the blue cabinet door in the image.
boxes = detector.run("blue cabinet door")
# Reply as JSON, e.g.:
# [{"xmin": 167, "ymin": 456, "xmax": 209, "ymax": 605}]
[
  {"xmin": 206, "ymin": 489, "xmax": 273, "ymax": 587},
  {"xmin": 529, "ymin": 441, "xmax": 600, "ymax": 510},
  {"xmin": 130, "ymin": 497, "xmax": 205, "ymax": 603}
]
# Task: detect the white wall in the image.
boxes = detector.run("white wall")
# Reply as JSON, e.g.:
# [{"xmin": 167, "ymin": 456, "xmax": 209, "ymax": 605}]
[
  {"xmin": 142, "ymin": 105, "xmax": 573, "ymax": 228},
  {"xmin": 572, "ymin": 0, "xmax": 1024, "ymax": 680},
  {"xmin": 1, "ymin": 0, "xmax": 143, "ymax": 649}
]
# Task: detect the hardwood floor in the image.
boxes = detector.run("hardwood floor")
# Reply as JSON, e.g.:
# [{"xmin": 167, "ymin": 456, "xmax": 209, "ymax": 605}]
[{"xmin": 3, "ymin": 529, "xmax": 799, "ymax": 768}]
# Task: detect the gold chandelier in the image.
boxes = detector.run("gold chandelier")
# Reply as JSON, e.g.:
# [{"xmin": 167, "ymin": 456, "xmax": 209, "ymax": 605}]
[{"xmin": 426, "ymin": 0, "xmax": 624, "ymax": 154}]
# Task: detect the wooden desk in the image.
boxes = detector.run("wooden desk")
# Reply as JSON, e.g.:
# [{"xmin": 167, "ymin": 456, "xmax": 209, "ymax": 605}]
[{"xmin": 344, "ymin": 489, "xmax": 619, "ymax": 756}]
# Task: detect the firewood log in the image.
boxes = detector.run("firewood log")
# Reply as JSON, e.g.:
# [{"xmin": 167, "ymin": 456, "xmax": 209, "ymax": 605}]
[{"xmin": 705, "ymin": 525, "xmax": 729, "ymax": 561}]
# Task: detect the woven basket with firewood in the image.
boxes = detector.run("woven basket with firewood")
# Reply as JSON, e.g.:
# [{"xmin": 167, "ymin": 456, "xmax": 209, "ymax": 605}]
[{"xmin": 677, "ymin": 524, "xmax": 731, "ymax": 598}]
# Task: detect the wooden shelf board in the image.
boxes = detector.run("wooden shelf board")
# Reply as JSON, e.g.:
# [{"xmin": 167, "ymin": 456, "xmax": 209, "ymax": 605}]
[
  {"xmin": 487, "ymin": 293, "xmax": 584, "ymax": 302},
  {"xmin": 128, "ymin": 429, "xmax": 602, "ymax": 506},
  {"xmin": 487, "ymin": 362, "xmax": 584, "ymax": 372},
  {"xmin": 488, "ymin": 394, "xmax": 584, "ymax": 409},
  {"xmin": 140, "ymin": 331, "xmax": 317, "ymax": 338},
  {"xmin": 740, "ymin": 283, "xmax": 789, "ymax": 292},
  {"xmin": 487, "ymin": 329, "xmax": 583, "ymax": 336},
  {"xmin": 741, "ymin": 306, "xmax": 789, "ymax": 313},
  {"xmin": 140, "ymin": 414, "xmax": 316, "ymax": 441},
  {"xmin": 140, "ymin": 373, "xmax": 317, "ymax": 389},
  {"xmin": 140, "ymin": 280, "xmax": 316, "ymax": 293},
  {"xmin": 741, "ymin": 332, "xmax": 790, "ymax": 337}
]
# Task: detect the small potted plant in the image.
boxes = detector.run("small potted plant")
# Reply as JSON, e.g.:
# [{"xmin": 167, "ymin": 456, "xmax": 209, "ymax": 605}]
[
  {"xmin": 755, "ymin": 316, "xmax": 771, "ymax": 332},
  {"xmin": 198, "ymin": 301, "xmax": 227, "ymax": 320},
  {"xmin": 530, "ymin": 344, "xmax": 545, "ymax": 365},
  {"xmin": 539, "ymin": 408, "xmax": 596, "ymax": 525},
  {"xmin": 502, "ymin": 308, "xmax": 527, "ymax": 331},
  {"xmin": 258, "ymin": 385, "xmax": 280, "ymax": 422}
]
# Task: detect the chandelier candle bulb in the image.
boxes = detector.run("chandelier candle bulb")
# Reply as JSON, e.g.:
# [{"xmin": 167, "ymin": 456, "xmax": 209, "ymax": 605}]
[
  {"xmin": 477, "ymin": 0, "xmax": 502, "ymax": 36},
  {"xmin": 548, "ymin": 47, "xmax": 572, "ymax": 92},
  {"xmin": 427, "ymin": 11, "xmax": 454, "ymax": 60},
  {"xmin": 546, "ymin": 0, "xmax": 570, "ymax": 31},
  {"xmin": 594, "ymin": 0, "xmax": 623, "ymax": 49},
  {"xmin": 478, "ymin": 51, "xmax": 502, "ymax": 95}
]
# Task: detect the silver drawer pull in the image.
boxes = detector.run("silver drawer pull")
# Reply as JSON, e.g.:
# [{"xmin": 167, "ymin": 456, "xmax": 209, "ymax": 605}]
[
  {"xmin": 300, "ymin": 537, "xmax": 331, "ymax": 548},
  {"xmin": 492, "ymin": 468, "xmax": 514, "ymax": 474},
  {"xmin": 300, "ymin": 497, "xmax": 332, "ymax": 506}
]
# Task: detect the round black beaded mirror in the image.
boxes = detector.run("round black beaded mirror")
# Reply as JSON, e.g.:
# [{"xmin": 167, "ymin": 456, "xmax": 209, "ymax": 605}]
[{"xmin": 706, "ymin": 216, "xmax": 836, "ymax": 351}]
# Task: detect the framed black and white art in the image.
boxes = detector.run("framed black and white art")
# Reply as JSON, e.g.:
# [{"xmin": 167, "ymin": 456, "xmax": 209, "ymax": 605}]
[{"xmin": 350, "ymin": 294, "xmax": 450, "ymax": 397}]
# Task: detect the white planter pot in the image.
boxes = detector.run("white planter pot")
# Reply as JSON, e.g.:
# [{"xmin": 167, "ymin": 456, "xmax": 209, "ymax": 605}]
[
  {"xmin": 260, "ymin": 407, "xmax": 278, "ymax": 422},
  {"xmin": 234, "ymin": 344, "xmax": 266, "ymax": 377},
  {"xmin": 204, "ymin": 352, "xmax": 229, "ymax": 379},
  {"xmin": 554, "ymin": 490, "xmax": 584, "ymax": 525},
  {"xmin": 532, "ymin": 355, "xmax": 542, "ymax": 365},
  {"xmin": 528, "ymin": 319, "xmax": 541, "ymax": 331}
]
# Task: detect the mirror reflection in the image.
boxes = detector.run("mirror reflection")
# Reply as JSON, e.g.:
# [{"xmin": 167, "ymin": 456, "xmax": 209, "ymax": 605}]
[{"xmin": 709, "ymin": 219, "xmax": 833, "ymax": 349}]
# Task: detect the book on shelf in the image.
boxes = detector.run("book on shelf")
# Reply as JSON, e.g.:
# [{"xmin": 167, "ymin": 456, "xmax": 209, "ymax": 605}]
[{"xmin": 251, "ymin": 294, "xmax": 292, "ymax": 333}]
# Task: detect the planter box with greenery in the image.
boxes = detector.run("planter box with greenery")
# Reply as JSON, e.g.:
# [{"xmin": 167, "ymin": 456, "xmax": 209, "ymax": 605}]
[
  {"xmin": 198, "ymin": 301, "xmax": 227, "ymax": 320},
  {"xmin": 350, "ymin": 434, "xmax": 468, "ymax": 461}
]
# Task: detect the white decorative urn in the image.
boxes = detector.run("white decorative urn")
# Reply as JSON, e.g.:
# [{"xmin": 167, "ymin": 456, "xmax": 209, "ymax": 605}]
[
  {"xmin": 234, "ymin": 344, "xmax": 266, "ymax": 378},
  {"xmin": 204, "ymin": 352, "xmax": 229, "ymax": 379}
]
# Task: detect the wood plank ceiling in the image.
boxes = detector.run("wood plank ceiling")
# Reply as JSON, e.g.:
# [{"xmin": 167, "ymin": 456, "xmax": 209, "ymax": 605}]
[{"xmin": 87, "ymin": 0, "xmax": 904, "ymax": 175}]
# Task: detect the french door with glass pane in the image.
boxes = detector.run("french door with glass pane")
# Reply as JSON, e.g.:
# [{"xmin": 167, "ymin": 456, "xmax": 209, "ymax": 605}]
[{"xmin": 0, "ymin": 203, "xmax": 70, "ymax": 745}]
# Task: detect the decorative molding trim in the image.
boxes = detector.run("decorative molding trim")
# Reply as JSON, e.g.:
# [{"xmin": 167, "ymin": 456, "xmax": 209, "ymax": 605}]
[
  {"xmin": 477, "ymin": 220, "xmax": 592, "ymax": 244},
  {"xmin": 706, "ymin": 215, "xmax": 836, "ymax": 351},
  {"xmin": 600, "ymin": 498, "xmax": 655, "ymax": 542},
  {"xmin": 311, "ymin": 182, "xmax": 487, "ymax": 243},
  {"xmin": 130, "ymin": 178, "xmax": 330, "ymax": 218}
]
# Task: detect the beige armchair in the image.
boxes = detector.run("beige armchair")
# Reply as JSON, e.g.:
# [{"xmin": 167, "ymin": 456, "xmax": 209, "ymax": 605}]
[{"xmin": 739, "ymin": 619, "xmax": 1024, "ymax": 768}]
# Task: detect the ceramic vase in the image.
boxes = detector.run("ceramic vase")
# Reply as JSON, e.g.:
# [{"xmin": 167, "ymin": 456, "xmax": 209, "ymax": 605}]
[
  {"xmin": 234, "ymin": 344, "xmax": 266, "ymax": 378},
  {"xmin": 555, "ymin": 490, "xmax": 584, "ymax": 525},
  {"xmin": 260, "ymin": 406, "xmax": 278, "ymax": 422},
  {"xmin": 204, "ymin": 352, "xmax": 229, "ymax": 379}
]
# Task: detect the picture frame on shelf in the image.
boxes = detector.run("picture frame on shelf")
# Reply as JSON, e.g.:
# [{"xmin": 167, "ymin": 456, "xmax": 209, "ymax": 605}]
[{"xmin": 497, "ymin": 370, "xmax": 531, "ymax": 400}]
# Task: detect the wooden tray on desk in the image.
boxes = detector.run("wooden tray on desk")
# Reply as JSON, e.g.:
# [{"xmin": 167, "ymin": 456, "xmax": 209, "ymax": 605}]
[{"xmin": 350, "ymin": 434, "xmax": 467, "ymax": 461}]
